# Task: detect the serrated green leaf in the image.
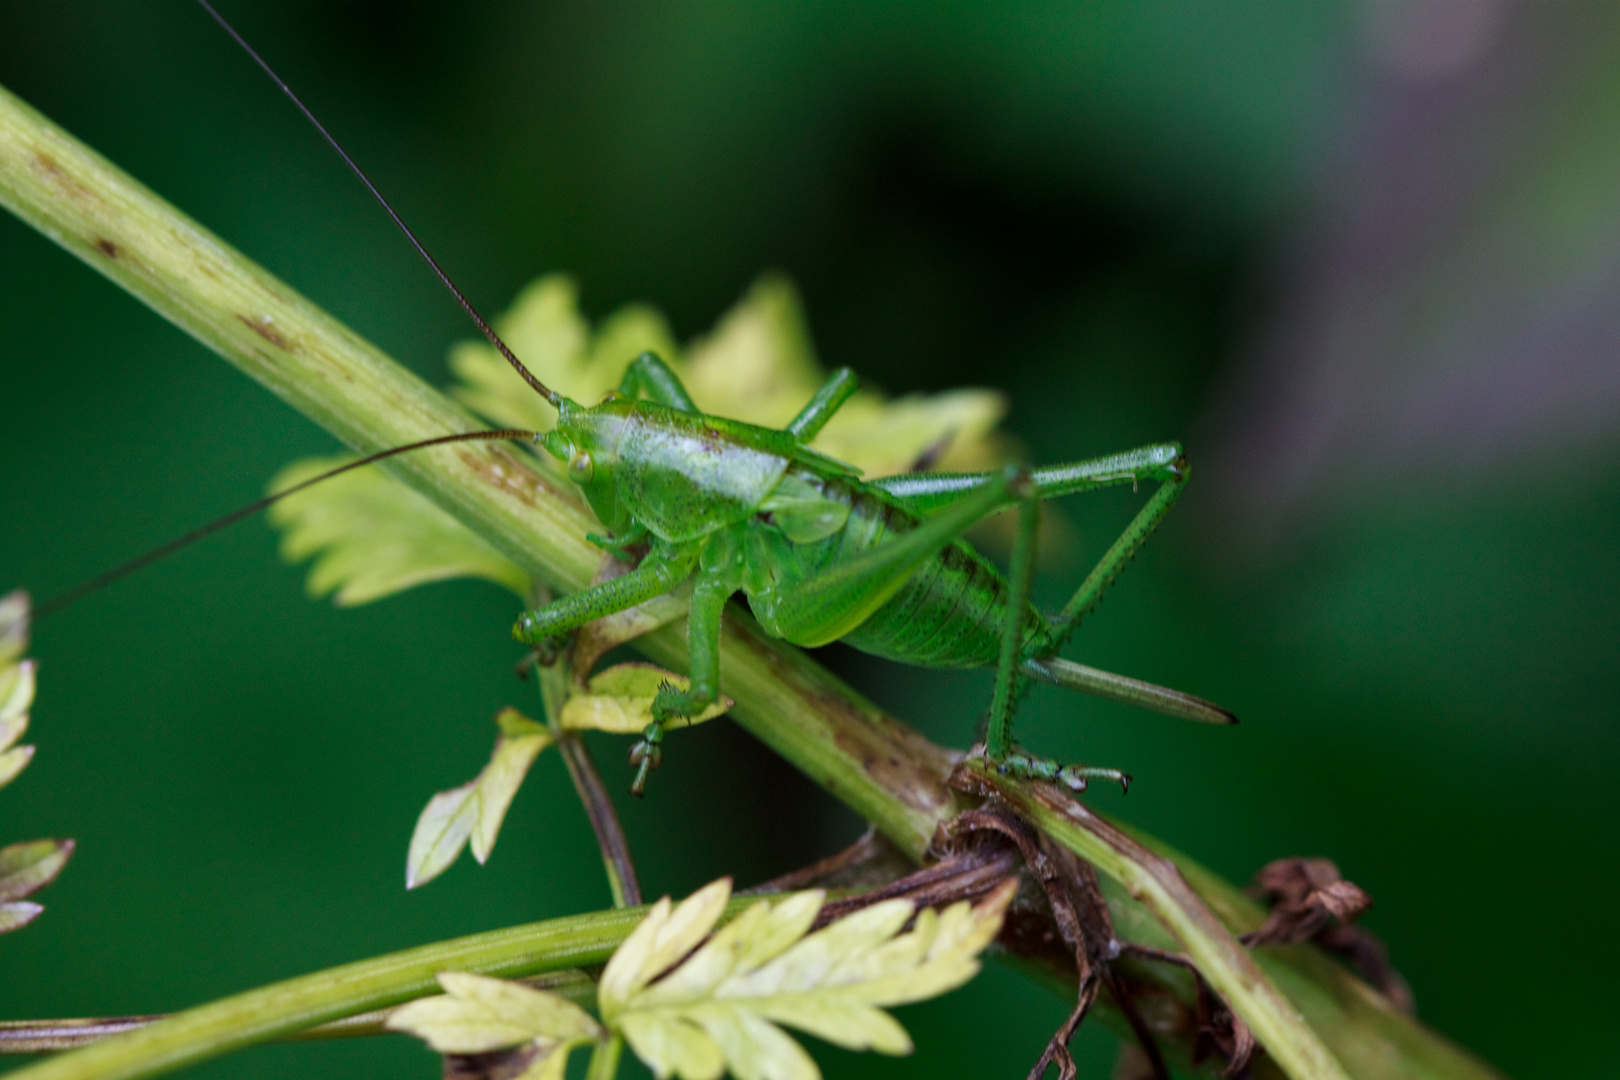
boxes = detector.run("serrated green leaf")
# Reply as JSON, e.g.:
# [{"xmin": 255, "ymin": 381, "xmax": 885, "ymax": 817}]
[
  {"xmin": 603, "ymin": 878, "xmax": 1016, "ymax": 1080},
  {"xmin": 386, "ymin": 971, "xmax": 602, "ymax": 1054},
  {"xmin": 680, "ymin": 275, "xmax": 1011, "ymax": 479},
  {"xmin": 0, "ymin": 838, "xmax": 73, "ymax": 902},
  {"xmin": 407, "ymin": 714, "xmax": 554, "ymax": 889},
  {"xmin": 268, "ymin": 458, "xmax": 531, "ymax": 607},
  {"xmin": 0, "ymin": 902, "xmax": 42, "ymax": 935},
  {"xmin": 558, "ymin": 663, "xmax": 732, "ymax": 735},
  {"xmin": 0, "ymin": 591, "xmax": 28, "ymax": 667},
  {"xmin": 448, "ymin": 273, "xmax": 1013, "ymax": 485},
  {"xmin": 449, "ymin": 276, "xmax": 591, "ymax": 434},
  {"xmin": 450, "ymin": 276, "xmax": 680, "ymax": 439}
]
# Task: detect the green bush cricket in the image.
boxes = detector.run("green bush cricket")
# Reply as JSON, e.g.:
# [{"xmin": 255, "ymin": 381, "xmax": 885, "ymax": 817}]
[
  {"xmin": 512, "ymin": 352, "xmax": 1233, "ymax": 794},
  {"xmin": 44, "ymin": 2, "xmax": 1237, "ymax": 799}
]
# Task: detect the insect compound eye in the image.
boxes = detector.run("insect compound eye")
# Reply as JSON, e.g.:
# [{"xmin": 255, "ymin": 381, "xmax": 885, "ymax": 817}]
[
  {"xmin": 567, "ymin": 450, "xmax": 595, "ymax": 484},
  {"xmin": 599, "ymin": 390, "xmax": 624, "ymax": 404}
]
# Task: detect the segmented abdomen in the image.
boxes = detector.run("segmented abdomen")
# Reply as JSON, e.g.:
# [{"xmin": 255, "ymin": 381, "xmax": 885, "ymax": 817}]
[{"xmin": 800, "ymin": 481, "xmax": 1049, "ymax": 669}]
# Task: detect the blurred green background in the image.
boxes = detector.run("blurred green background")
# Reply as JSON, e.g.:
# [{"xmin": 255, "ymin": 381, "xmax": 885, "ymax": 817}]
[{"xmin": 2, "ymin": 2, "xmax": 1616, "ymax": 1077}]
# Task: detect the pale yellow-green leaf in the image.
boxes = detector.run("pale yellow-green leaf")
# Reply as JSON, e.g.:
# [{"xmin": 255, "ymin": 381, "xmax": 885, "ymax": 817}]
[
  {"xmin": 0, "ymin": 902, "xmax": 42, "ymax": 934},
  {"xmin": 470, "ymin": 729, "xmax": 551, "ymax": 865},
  {"xmin": 406, "ymin": 714, "xmax": 555, "ymax": 889},
  {"xmin": 268, "ymin": 457, "xmax": 530, "ymax": 606},
  {"xmin": 0, "ymin": 659, "xmax": 34, "ymax": 734},
  {"xmin": 680, "ymin": 276, "xmax": 1010, "ymax": 478},
  {"xmin": 0, "ymin": 591, "xmax": 28, "ymax": 667},
  {"xmin": 0, "ymin": 838, "xmax": 73, "ymax": 902},
  {"xmin": 447, "ymin": 273, "xmax": 1013, "ymax": 485},
  {"xmin": 0, "ymin": 746, "xmax": 33, "ymax": 790},
  {"xmin": 405, "ymin": 779, "xmax": 478, "ymax": 891},
  {"xmin": 602, "ymin": 878, "xmax": 1016, "ymax": 1080},
  {"xmin": 558, "ymin": 663, "xmax": 732, "ymax": 734},
  {"xmin": 681, "ymin": 275, "xmax": 822, "ymax": 431},
  {"xmin": 583, "ymin": 305, "xmax": 682, "ymax": 395},
  {"xmin": 513, "ymin": 1045, "xmax": 576, "ymax": 1080},
  {"xmin": 449, "ymin": 275, "xmax": 680, "ymax": 435},
  {"xmin": 0, "ymin": 657, "xmax": 32, "ymax": 775},
  {"xmin": 0, "ymin": 707, "xmax": 26, "ymax": 759},
  {"xmin": 385, "ymin": 971, "xmax": 601, "ymax": 1054},
  {"xmin": 496, "ymin": 706, "xmax": 549, "ymax": 739},
  {"xmin": 810, "ymin": 388, "xmax": 1009, "ymax": 480},
  {"xmin": 698, "ymin": 1006, "xmax": 825, "ymax": 1080},
  {"xmin": 599, "ymin": 878, "xmax": 734, "ymax": 1013},
  {"xmin": 617, "ymin": 1012, "xmax": 726, "ymax": 1080},
  {"xmin": 448, "ymin": 276, "xmax": 586, "ymax": 434}
]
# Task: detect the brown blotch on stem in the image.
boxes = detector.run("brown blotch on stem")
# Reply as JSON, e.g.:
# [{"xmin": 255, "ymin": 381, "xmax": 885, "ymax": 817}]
[
  {"xmin": 234, "ymin": 313, "xmax": 289, "ymax": 350},
  {"xmin": 94, "ymin": 237, "xmax": 118, "ymax": 259},
  {"xmin": 32, "ymin": 150, "xmax": 91, "ymax": 201}
]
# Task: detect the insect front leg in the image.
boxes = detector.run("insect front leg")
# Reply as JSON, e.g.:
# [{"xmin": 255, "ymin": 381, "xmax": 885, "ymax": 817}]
[{"xmin": 512, "ymin": 546, "xmax": 697, "ymax": 656}]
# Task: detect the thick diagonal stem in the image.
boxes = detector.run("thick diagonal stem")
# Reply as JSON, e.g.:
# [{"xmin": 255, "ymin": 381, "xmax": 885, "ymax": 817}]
[{"xmin": 0, "ymin": 81, "xmax": 1500, "ymax": 1080}]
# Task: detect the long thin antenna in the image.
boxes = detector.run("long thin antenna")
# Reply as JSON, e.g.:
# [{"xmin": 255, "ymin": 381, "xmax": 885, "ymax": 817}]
[
  {"xmin": 195, "ymin": 0, "xmax": 561, "ymax": 408},
  {"xmin": 37, "ymin": 430, "xmax": 539, "ymax": 620}
]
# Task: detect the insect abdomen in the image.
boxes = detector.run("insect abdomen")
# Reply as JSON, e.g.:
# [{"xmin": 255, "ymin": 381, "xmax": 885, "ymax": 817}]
[
  {"xmin": 842, "ymin": 533, "xmax": 1039, "ymax": 668},
  {"xmin": 742, "ymin": 472, "xmax": 1050, "ymax": 668}
]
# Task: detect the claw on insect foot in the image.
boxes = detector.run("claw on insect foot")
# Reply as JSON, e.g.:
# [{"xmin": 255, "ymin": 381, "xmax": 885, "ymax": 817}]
[
  {"xmin": 989, "ymin": 747, "xmax": 1132, "ymax": 795},
  {"xmin": 628, "ymin": 720, "xmax": 666, "ymax": 797}
]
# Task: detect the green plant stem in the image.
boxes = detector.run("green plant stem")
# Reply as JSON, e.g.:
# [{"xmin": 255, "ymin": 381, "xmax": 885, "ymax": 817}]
[
  {"xmin": 0, "ymin": 901, "xmax": 746, "ymax": 1080},
  {"xmin": 0, "ymin": 81, "xmax": 1501, "ymax": 1080},
  {"xmin": 584, "ymin": 1035, "xmax": 624, "ymax": 1080},
  {"xmin": 0, "ymin": 974, "xmax": 598, "ymax": 1054}
]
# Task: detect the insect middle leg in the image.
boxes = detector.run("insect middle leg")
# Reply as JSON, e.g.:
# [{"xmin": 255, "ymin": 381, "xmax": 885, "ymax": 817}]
[
  {"xmin": 629, "ymin": 528, "xmax": 746, "ymax": 794},
  {"xmin": 618, "ymin": 352, "xmax": 697, "ymax": 411}
]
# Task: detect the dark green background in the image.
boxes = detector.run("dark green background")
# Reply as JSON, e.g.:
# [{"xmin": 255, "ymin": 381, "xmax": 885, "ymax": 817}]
[{"xmin": 1, "ymin": 3, "xmax": 1615, "ymax": 1078}]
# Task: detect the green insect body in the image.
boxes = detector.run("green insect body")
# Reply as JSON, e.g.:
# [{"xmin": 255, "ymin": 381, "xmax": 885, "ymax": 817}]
[
  {"xmin": 155, "ymin": 3, "xmax": 1229, "ymax": 797},
  {"xmin": 515, "ymin": 353, "xmax": 1233, "ymax": 794}
]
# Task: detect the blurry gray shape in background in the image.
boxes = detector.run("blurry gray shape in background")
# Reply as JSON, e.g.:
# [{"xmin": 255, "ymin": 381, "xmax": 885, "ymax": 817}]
[{"xmin": 1199, "ymin": 0, "xmax": 1620, "ymax": 549}]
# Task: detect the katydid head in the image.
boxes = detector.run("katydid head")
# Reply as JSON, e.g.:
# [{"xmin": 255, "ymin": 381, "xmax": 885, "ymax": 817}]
[{"xmin": 539, "ymin": 393, "xmax": 637, "ymax": 534}]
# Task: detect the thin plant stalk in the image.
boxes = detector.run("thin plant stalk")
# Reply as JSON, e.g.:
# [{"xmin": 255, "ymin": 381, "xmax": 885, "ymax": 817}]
[
  {"xmin": 538, "ymin": 656, "xmax": 641, "ymax": 909},
  {"xmin": 535, "ymin": 654, "xmax": 637, "ymax": 1076}
]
